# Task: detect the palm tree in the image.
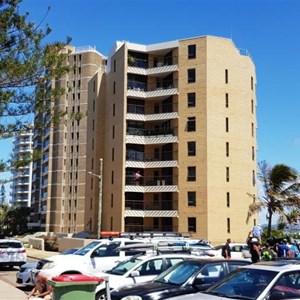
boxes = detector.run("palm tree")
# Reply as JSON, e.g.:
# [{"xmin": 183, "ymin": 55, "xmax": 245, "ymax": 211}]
[{"xmin": 247, "ymin": 161, "xmax": 300, "ymax": 238}]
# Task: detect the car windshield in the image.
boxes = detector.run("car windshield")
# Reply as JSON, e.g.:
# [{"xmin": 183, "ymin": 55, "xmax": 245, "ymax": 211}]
[
  {"xmin": 73, "ymin": 241, "xmax": 102, "ymax": 256},
  {"xmin": 204, "ymin": 268, "xmax": 278, "ymax": 299},
  {"xmin": 154, "ymin": 261, "xmax": 201, "ymax": 285},
  {"xmin": 106, "ymin": 257, "xmax": 142, "ymax": 275}
]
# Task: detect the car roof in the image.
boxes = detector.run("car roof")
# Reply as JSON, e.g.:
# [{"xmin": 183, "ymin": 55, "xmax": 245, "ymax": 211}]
[
  {"xmin": 176, "ymin": 257, "xmax": 250, "ymax": 263},
  {"xmin": 0, "ymin": 239, "xmax": 23, "ymax": 244},
  {"xmin": 239, "ymin": 260, "xmax": 300, "ymax": 272},
  {"xmin": 133, "ymin": 253, "xmax": 197, "ymax": 260}
]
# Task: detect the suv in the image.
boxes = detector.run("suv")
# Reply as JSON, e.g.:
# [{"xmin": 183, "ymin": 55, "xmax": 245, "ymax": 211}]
[
  {"xmin": 37, "ymin": 238, "xmax": 151, "ymax": 279},
  {"xmin": 0, "ymin": 239, "xmax": 27, "ymax": 268}
]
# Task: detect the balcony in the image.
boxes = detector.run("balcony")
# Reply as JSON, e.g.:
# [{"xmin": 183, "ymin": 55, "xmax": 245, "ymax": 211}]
[
  {"xmin": 126, "ymin": 127, "xmax": 178, "ymax": 145},
  {"xmin": 126, "ymin": 150, "xmax": 178, "ymax": 169},
  {"xmin": 127, "ymin": 79, "xmax": 178, "ymax": 99},
  {"xmin": 125, "ymin": 175, "xmax": 178, "ymax": 193},
  {"xmin": 124, "ymin": 199, "xmax": 178, "ymax": 218},
  {"xmin": 124, "ymin": 225, "xmax": 177, "ymax": 232}
]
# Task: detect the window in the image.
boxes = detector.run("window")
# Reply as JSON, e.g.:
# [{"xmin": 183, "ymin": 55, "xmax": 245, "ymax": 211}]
[
  {"xmin": 187, "ymin": 117, "xmax": 196, "ymax": 132},
  {"xmin": 112, "ymin": 148, "xmax": 114, "ymax": 161},
  {"xmin": 188, "ymin": 217, "xmax": 196, "ymax": 232},
  {"xmin": 225, "ymin": 93, "xmax": 229, "ymax": 108},
  {"xmin": 188, "ymin": 191, "xmax": 196, "ymax": 206},
  {"xmin": 226, "ymin": 142, "xmax": 229, "ymax": 157},
  {"xmin": 252, "ymin": 170, "xmax": 256, "ymax": 186},
  {"xmin": 111, "ymin": 194, "xmax": 114, "ymax": 208},
  {"xmin": 188, "ymin": 69, "xmax": 196, "ymax": 83},
  {"xmin": 112, "ymin": 125, "xmax": 115, "ymax": 139},
  {"xmin": 225, "ymin": 69, "xmax": 228, "ymax": 84},
  {"xmin": 226, "ymin": 167, "xmax": 230, "ymax": 182},
  {"xmin": 188, "ymin": 93, "xmax": 196, "ymax": 107},
  {"xmin": 113, "ymin": 59, "xmax": 116, "ymax": 72},
  {"xmin": 252, "ymin": 146, "xmax": 255, "ymax": 160},
  {"xmin": 251, "ymin": 99, "xmax": 254, "ymax": 114},
  {"xmin": 188, "ymin": 166, "xmax": 196, "ymax": 181},
  {"xmin": 188, "ymin": 44, "xmax": 196, "ymax": 59},
  {"xmin": 113, "ymin": 81, "xmax": 116, "ymax": 94},
  {"xmin": 227, "ymin": 218, "xmax": 231, "ymax": 233},
  {"xmin": 251, "ymin": 76, "xmax": 254, "ymax": 90},
  {"xmin": 113, "ymin": 103, "xmax": 115, "ymax": 116},
  {"xmin": 225, "ymin": 117, "xmax": 229, "ymax": 132},
  {"xmin": 226, "ymin": 192, "xmax": 230, "ymax": 207},
  {"xmin": 188, "ymin": 141, "xmax": 196, "ymax": 156},
  {"xmin": 251, "ymin": 122, "xmax": 254, "ymax": 137},
  {"xmin": 111, "ymin": 171, "xmax": 114, "ymax": 184}
]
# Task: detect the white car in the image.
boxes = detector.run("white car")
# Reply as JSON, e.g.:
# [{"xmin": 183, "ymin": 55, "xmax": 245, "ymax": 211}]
[
  {"xmin": 209, "ymin": 243, "xmax": 250, "ymax": 259},
  {"xmin": 0, "ymin": 239, "xmax": 27, "ymax": 268},
  {"xmin": 95, "ymin": 252, "xmax": 194, "ymax": 300},
  {"xmin": 166, "ymin": 260, "xmax": 300, "ymax": 300},
  {"xmin": 37, "ymin": 238, "xmax": 154, "ymax": 279}
]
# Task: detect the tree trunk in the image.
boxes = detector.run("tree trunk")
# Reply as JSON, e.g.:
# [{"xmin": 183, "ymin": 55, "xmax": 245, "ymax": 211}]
[{"xmin": 267, "ymin": 208, "xmax": 273, "ymax": 238}]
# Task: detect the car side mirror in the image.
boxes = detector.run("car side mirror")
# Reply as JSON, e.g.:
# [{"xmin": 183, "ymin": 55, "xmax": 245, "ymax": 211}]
[
  {"xmin": 269, "ymin": 291, "xmax": 286, "ymax": 300},
  {"xmin": 193, "ymin": 277, "xmax": 205, "ymax": 286},
  {"xmin": 130, "ymin": 270, "xmax": 140, "ymax": 277}
]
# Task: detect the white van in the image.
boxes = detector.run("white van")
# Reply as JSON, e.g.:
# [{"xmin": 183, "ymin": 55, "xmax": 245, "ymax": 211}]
[{"xmin": 37, "ymin": 238, "xmax": 149, "ymax": 278}]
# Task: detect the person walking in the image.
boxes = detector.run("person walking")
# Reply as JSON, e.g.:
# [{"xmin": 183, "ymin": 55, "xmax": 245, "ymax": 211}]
[{"xmin": 221, "ymin": 238, "xmax": 231, "ymax": 259}]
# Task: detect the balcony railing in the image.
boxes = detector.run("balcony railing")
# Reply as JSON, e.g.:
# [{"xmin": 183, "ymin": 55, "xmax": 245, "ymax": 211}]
[
  {"xmin": 126, "ymin": 175, "xmax": 177, "ymax": 186},
  {"xmin": 125, "ymin": 225, "xmax": 175, "ymax": 232},
  {"xmin": 125, "ymin": 200, "xmax": 174, "ymax": 210},
  {"xmin": 126, "ymin": 150, "xmax": 177, "ymax": 162},
  {"xmin": 127, "ymin": 127, "xmax": 175, "ymax": 137},
  {"xmin": 127, "ymin": 79, "xmax": 177, "ymax": 92},
  {"xmin": 128, "ymin": 56, "xmax": 178, "ymax": 68},
  {"xmin": 127, "ymin": 103, "xmax": 178, "ymax": 115}
]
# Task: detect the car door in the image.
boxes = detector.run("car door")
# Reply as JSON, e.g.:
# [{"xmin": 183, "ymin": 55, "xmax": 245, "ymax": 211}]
[{"xmin": 90, "ymin": 241, "xmax": 121, "ymax": 273}]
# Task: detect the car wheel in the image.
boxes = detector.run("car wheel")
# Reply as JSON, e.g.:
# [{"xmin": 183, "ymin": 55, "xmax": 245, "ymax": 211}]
[{"xmin": 95, "ymin": 290, "xmax": 106, "ymax": 300}]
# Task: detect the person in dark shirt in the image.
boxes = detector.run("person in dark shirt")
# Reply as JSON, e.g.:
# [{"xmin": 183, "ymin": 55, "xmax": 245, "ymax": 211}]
[
  {"xmin": 222, "ymin": 238, "xmax": 231, "ymax": 259},
  {"xmin": 249, "ymin": 237, "xmax": 261, "ymax": 263}
]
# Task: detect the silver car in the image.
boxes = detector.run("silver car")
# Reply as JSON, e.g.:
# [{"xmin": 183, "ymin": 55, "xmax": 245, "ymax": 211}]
[
  {"xmin": 16, "ymin": 261, "xmax": 38, "ymax": 286},
  {"xmin": 0, "ymin": 239, "xmax": 27, "ymax": 268}
]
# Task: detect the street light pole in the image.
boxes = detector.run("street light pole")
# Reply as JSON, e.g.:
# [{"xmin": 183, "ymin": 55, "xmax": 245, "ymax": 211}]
[{"xmin": 88, "ymin": 158, "xmax": 103, "ymax": 239}]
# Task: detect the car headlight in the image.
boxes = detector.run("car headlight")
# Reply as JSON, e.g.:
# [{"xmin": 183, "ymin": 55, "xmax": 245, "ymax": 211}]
[
  {"xmin": 121, "ymin": 297, "xmax": 142, "ymax": 300},
  {"xmin": 42, "ymin": 261, "xmax": 56, "ymax": 269}
]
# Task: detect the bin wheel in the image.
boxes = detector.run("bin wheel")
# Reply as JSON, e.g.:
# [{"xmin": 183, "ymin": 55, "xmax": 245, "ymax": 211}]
[{"xmin": 95, "ymin": 290, "xmax": 106, "ymax": 300}]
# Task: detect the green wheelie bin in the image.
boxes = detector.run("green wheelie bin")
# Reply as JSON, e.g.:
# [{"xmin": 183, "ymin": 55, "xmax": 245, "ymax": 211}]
[{"xmin": 48, "ymin": 274, "xmax": 103, "ymax": 300}]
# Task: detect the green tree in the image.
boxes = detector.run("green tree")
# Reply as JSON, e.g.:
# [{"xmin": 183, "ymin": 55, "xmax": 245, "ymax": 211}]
[
  {"xmin": 247, "ymin": 161, "xmax": 300, "ymax": 238},
  {"xmin": 0, "ymin": 184, "xmax": 6, "ymax": 204},
  {"xmin": 0, "ymin": 0, "xmax": 71, "ymax": 173}
]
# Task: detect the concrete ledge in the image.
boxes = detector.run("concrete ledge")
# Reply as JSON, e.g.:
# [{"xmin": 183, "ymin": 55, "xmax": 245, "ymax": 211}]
[{"xmin": 28, "ymin": 237, "xmax": 45, "ymax": 251}]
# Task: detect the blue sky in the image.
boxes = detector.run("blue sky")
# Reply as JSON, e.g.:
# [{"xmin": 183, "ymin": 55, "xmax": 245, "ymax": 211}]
[{"xmin": 1, "ymin": 0, "xmax": 300, "ymax": 219}]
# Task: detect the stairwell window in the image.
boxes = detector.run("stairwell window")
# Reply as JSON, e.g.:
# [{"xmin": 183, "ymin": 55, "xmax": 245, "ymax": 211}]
[
  {"xmin": 188, "ymin": 92, "xmax": 196, "ymax": 107},
  {"xmin": 225, "ymin": 118, "xmax": 229, "ymax": 132},
  {"xmin": 188, "ymin": 191, "xmax": 196, "ymax": 206},
  {"xmin": 225, "ymin": 69, "xmax": 228, "ymax": 84},
  {"xmin": 188, "ymin": 44, "xmax": 196, "ymax": 59},
  {"xmin": 188, "ymin": 69, "xmax": 196, "ymax": 83},
  {"xmin": 226, "ymin": 192, "xmax": 230, "ymax": 207},
  {"xmin": 187, "ymin": 117, "xmax": 196, "ymax": 132},
  {"xmin": 225, "ymin": 93, "xmax": 229, "ymax": 108},
  {"xmin": 188, "ymin": 141, "xmax": 196, "ymax": 156},
  {"xmin": 226, "ymin": 167, "xmax": 230, "ymax": 182},
  {"xmin": 188, "ymin": 166, "xmax": 196, "ymax": 181},
  {"xmin": 227, "ymin": 218, "xmax": 231, "ymax": 233},
  {"xmin": 226, "ymin": 142, "xmax": 229, "ymax": 157},
  {"xmin": 188, "ymin": 217, "xmax": 196, "ymax": 232}
]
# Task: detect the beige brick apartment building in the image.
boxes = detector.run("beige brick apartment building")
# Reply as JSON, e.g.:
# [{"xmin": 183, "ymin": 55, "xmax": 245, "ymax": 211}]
[{"xmin": 29, "ymin": 36, "xmax": 257, "ymax": 244}]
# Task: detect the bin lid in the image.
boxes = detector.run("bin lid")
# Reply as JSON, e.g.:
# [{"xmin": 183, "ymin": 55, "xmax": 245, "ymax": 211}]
[{"xmin": 52, "ymin": 274, "xmax": 103, "ymax": 283}]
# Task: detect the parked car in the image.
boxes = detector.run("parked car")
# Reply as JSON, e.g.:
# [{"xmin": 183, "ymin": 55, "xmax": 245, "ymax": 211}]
[
  {"xmin": 16, "ymin": 261, "xmax": 38, "ymax": 286},
  {"xmin": 16, "ymin": 247, "xmax": 79, "ymax": 287},
  {"xmin": 166, "ymin": 260, "xmax": 300, "ymax": 300},
  {"xmin": 0, "ymin": 239, "xmax": 27, "ymax": 268},
  {"xmin": 95, "ymin": 252, "xmax": 195, "ymax": 300},
  {"xmin": 36, "ymin": 238, "xmax": 155, "ymax": 279},
  {"xmin": 209, "ymin": 243, "xmax": 251, "ymax": 259},
  {"xmin": 110, "ymin": 258, "xmax": 251, "ymax": 300}
]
